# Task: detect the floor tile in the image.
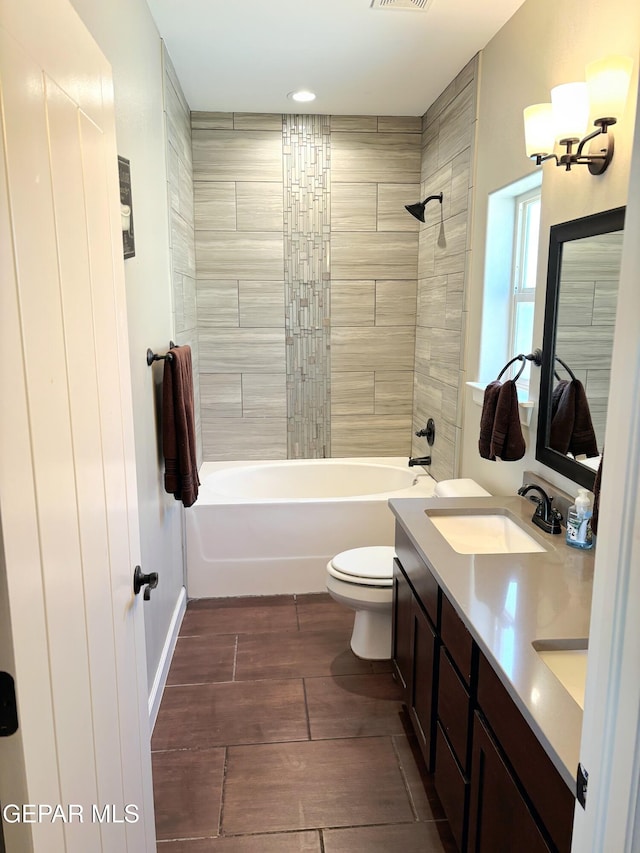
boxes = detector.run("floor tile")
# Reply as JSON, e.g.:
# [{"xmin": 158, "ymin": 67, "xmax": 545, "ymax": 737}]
[
  {"xmin": 152, "ymin": 748, "xmax": 225, "ymax": 841},
  {"xmin": 393, "ymin": 731, "xmax": 446, "ymax": 822},
  {"xmin": 323, "ymin": 821, "xmax": 458, "ymax": 852},
  {"xmin": 211, "ymin": 831, "xmax": 321, "ymax": 851},
  {"xmin": 235, "ymin": 629, "xmax": 376, "ymax": 680},
  {"xmin": 222, "ymin": 737, "xmax": 414, "ymax": 834},
  {"xmin": 181, "ymin": 596, "xmax": 298, "ymax": 636},
  {"xmin": 157, "ymin": 832, "xmax": 321, "ymax": 852},
  {"xmin": 167, "ymin": 635, "xmax": 236, "ymax": 685},
  {"xmin": 305, "ymin": 673, "xmax": 405, "ymax": 739},
  {"xmin": 152, "ymin": 679, "xmax": 308, "ymax": 751},
  {"xmin": 295, "ymin": 593, "xmax": 355, "ymax": 632}
]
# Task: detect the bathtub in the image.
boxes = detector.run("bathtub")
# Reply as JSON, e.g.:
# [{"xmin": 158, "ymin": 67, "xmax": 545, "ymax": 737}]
[{"xmin": 185, "ymin": 457, "xmax": 436, "ymax": 598}]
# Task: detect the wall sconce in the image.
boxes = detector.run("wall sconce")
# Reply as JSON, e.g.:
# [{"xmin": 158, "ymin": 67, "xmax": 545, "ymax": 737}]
[{"xmin": 523, "ymin": 55, "xmax": 633, "ymax": 174}]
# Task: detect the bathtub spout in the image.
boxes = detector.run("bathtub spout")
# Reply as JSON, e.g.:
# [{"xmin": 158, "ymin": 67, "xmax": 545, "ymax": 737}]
[{"xmin": 408, "ymin": 456, "xmax": 431, "ymax": 467}]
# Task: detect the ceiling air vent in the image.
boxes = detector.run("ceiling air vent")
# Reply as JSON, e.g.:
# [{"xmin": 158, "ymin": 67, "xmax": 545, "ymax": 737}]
[{"xmin": 370, "ymin": 0, "xmax": 432, "ymax": 10}]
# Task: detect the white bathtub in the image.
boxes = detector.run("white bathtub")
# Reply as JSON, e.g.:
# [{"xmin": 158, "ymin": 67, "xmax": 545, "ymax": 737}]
[{"xmin": 185, "ymin": 457, "xmax": 436, "ymax": 598}]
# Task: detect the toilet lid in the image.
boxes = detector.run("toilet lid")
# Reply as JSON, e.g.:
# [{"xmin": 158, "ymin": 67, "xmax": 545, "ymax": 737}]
[{"xmin": 330, "ymin": 546, "xmax": 395, "ymax": 582}]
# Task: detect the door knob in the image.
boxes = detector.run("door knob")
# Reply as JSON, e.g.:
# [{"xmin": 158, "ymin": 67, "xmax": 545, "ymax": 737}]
[{"xmin": 133, "ymin": 566, "xmax": 158, "ymax": 601}]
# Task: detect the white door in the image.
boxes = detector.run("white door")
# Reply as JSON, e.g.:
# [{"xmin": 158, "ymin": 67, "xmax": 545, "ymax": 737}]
[{"xmin": 0, "ymin": 0, "xmax": 155, "ymax": 851}]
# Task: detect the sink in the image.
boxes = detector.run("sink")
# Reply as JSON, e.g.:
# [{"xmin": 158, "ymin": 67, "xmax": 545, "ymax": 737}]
[
  {"xmin": 533, "ymin": 640, "xmax": 588, "ymax": 709},
  {"xmin": 426, "ymin": 511, "xmax": 547, "ymax": 555}
]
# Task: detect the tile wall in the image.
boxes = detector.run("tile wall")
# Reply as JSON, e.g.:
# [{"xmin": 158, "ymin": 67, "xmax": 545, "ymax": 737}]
[
  {"xmin": 163, "ymin": 46, "xmax": 200, "ymax": 460},
  {"xmin": 186, "ymin": 59, "xmax": 478, "ymax": 466},
  {"xmin": 330, "ymin": 116, "xmax": 421, "ymax": 457},
  {"xmin": 411, "ymin": 57, "xmax": 479, "ymax": 480},
  {"xmin": 191, "ymin": 111, "xmax": 422, "ymax": 460}
]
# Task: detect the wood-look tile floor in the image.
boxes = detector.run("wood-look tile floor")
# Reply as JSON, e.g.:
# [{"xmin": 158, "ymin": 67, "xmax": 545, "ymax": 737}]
[{"xmin": 152, "ymin": 593, "xmax": 457, "ymax": 852}]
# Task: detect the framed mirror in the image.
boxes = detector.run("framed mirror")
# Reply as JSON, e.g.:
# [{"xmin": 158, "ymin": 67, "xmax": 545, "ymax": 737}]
[{"xmin": 536, "ymin": 206, "xmax": 625, "ymax": 489}]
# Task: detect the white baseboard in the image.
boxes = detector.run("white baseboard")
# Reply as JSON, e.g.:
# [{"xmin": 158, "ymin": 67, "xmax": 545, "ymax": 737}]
[{"xmin": 148, "ymin": 586, "xmax": 187, "ymax": 732}]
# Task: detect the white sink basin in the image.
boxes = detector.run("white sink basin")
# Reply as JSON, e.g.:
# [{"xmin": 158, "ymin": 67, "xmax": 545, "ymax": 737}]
[
  {"xmin": 533, "ymin": 642, "xmax": 588, "ymax": 709},
  {"xmin": 426, "ymin": 512, "xmax": 547, "ymax": 555}
]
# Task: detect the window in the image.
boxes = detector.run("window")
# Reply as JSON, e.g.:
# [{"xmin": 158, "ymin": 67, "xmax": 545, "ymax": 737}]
[
  {"xmin": 509, "ymin": 189, "xmax": 541, "ymax": 392},
  {"xmin": 477, "ymin": 171, "xmax": 542, "ymax": 404}
]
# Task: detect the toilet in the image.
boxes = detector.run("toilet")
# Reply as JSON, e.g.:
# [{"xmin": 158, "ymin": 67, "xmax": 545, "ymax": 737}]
[{"xmin": 326, "ymin": 478, "xmax": 491, "ymax": 660}]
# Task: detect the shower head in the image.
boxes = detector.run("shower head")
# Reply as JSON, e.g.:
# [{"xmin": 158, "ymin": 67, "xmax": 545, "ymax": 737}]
[{"xmin": 405, "ymin": 192, "xmax": 443, "ymax": 222}]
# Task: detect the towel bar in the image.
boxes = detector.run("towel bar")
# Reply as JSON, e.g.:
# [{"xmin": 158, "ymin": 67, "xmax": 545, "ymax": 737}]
[{"xmin": 146, "ymin": 341, "xmax": 177, "ymax": 366}]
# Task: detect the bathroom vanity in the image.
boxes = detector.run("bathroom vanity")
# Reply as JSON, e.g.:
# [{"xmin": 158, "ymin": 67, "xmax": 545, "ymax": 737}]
[{"xmin": 390, "ymin": 495, "xmax": 595, "ymax": 852}]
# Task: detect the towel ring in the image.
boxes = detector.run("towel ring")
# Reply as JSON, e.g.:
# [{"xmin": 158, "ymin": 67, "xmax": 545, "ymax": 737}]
[
  {"xmin": 497, "ymin": 354, "xmax": 526, "ymax": 383},
  {"xmin": 554, "ymin": 355, "xmax": 577, "ymax": 382}
]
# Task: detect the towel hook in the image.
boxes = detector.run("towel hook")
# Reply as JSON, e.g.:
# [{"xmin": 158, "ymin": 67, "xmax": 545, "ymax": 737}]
[{"xmin": 146, "ymin": 341, "xmax": 177, "ymax": 366}]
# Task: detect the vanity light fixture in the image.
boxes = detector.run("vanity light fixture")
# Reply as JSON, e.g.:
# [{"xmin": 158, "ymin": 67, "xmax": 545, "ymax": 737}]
[
  {"xmin": 405, "ymin": 192, "xmax": 443, "ymax": 222},
  {"xmin": 523, "ymin": 55, "xmax": 633, "ymax": 174}
]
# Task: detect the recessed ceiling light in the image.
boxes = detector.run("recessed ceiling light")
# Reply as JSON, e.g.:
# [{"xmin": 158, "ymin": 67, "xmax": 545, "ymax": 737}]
[{"xmin": 288, "ymin": 90, "xmax": 316, "ymax": 103}]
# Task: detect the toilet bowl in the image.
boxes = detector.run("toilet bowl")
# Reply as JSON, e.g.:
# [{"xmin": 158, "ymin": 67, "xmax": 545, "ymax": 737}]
[{"xmin": 326, "ymin": 478, "xmax": 491, "ymax": 660}]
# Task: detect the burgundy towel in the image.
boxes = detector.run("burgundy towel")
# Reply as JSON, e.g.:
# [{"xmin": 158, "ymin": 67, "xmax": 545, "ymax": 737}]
[
  {"xmin": 479, "ymin": 380, "xmax": 502, "ymax": 460},
  {"xmin": 591, "ymin": 450, "xmax": 603, "ymax": 536},
  {"xmin": 550, "ymin": 379, "xmax": 598, "ymax": 458},
  {"xmin": 163, "ymin": 345, "xmax": 199, "ymax": 508},
  {"xmin": 569, "ymin": 380, "xmax": 599, "ymax": 458},
  {"xmin": 490, "ymin": 380, "xmax": 525, "ymax": 461}
]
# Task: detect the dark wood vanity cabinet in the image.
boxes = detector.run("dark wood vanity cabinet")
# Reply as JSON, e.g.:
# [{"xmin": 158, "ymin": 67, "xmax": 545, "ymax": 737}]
[
  {"xmin": 392, "ymin": 557, "xmax": 437, "ymax": 771},
  {"xmin": 468, "ymin": 712, "xmax": 550, "ymax": 853},
  {"xmin": 392, "ymin": 522, "xmax": 574, "ymax": 853}
]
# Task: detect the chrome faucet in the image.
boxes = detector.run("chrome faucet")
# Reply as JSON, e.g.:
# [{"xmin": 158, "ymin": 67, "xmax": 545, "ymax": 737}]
[{"xmin": 517, "ymin": 484, "xmax": 562, "ymax": 534}]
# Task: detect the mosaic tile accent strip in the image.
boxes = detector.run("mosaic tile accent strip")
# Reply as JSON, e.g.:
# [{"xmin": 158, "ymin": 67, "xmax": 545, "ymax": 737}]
[{"xmin": 283, "ymin": 115, "xmax": 332, "ymax": 458}]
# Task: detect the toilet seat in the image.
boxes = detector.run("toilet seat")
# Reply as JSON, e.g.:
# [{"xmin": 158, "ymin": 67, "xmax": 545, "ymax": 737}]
[{"xmin": 327, "ymin": 545, "xmax": 395, "ymax": 588}]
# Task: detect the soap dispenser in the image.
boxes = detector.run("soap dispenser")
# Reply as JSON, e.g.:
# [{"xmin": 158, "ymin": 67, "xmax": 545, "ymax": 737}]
[{"xmin": 566, "ymin": 488, "xmax": 594, "ymax": 550}]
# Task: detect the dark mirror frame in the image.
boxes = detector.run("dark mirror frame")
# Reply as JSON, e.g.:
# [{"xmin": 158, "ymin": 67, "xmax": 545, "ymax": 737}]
[{"xmin": 536, "ymin": 205, "xmax": 625, "ymax": 489}]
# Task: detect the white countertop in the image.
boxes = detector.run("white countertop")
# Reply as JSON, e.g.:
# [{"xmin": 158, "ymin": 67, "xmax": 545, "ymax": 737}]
[{"xmin": 389, "ymin": 495, "xmax": 595, "ymax": 792}]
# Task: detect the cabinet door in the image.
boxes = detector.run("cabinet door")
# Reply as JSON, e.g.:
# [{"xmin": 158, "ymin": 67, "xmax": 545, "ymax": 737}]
[
  {"xmin": 392, "ymin": 559, "xmax": 413, "ymax": 697},
  {"xmin": 410, "ymin": 598, "xmax": 437, "ymax": 771},
  {"xmin": 468, "ymin": 713, "xmax": 551, "ymax": 853}
]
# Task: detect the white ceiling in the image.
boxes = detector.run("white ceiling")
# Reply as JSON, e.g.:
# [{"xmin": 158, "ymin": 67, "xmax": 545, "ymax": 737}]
[{"xmin": 146, "ymin": 0, "xmax": 526, "ymax": 116}]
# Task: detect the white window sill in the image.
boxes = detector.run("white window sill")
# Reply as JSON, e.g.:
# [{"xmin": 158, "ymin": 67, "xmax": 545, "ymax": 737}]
[{"xmin": 466, "ymin": 381, "xmax": 535, "ymax": 427}]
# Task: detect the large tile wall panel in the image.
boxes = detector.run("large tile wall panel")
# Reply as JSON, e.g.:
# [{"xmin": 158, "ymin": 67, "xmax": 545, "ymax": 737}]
[
  {"xmin": 196, "ymin": 232, "xmax": 284, "ymax": 280},
  {"xmin": 236, "ymin": 183, "xmax": 284, "ymax": 232},
  {"xmin": 412, "ymin": 55, "xmax": 479, "ymax": 481},
  {"xmin": 202, "ymin": 417, "xmax": 288, "ymax": 460},
  {"xmin": 332, "ymin": 233, "xmax": 419, "ymax": 280},
  {"xmin": 163, "ymin": 46, "xmax": 200, "ymax": 462},
  {"xmin": 332, "ymin": 415, "xmax": 413, "ymax": 457},
  {"xmin": 194, "ymin": 182, "xmax": 236, "ymax": 230},
  {"xmin": 192, "ymin": 129, "xmax": 283, "ymax": 182},
  {"xmin": 199, "ymin": 329, "xmax": 286, "ymax": 373},
  {"xmin": 331, "ymin": 132, "xmax": 421, "ymax": 183}
]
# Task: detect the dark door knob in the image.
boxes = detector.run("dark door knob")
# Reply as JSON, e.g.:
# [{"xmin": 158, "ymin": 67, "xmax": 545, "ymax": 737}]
[{"xmin": 133, "ymin": 566, "xmax": 159, "ymax": 601}]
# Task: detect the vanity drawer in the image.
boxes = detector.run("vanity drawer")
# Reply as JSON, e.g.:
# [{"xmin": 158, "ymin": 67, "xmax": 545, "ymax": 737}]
[
  {"xmin": 477, "ymin": 653, "xmax": 574, "ymax": 852},
  {"xmin": 435, "ymin": 722, "xmax": 468, "ymax": 852},
  {"xmin": 441, "ymin": 592, "xmax": 474, "ymax": 685},
  {"xmin": 394, "ymin": 523, "xmax": 438, "ymax": 626},
  {"xmin": 438, "ymin": 646, "xmax": 471, "ymax": 772}
]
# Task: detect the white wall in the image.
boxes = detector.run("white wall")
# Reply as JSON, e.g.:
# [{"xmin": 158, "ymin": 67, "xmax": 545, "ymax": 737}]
[
  {"xmin": 461, "ymin": 0, "xmax": 640, "ymax": 496},
  {"xmin": 69, "ymin": 0, "xmax": 185, "ymax": 695}
]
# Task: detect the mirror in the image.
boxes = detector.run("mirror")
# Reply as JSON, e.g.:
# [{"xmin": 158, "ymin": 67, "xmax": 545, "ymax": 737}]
[{"xmin": 536, "ymin": 206, "xmax": 625, "ymax": 489}]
